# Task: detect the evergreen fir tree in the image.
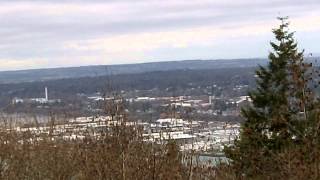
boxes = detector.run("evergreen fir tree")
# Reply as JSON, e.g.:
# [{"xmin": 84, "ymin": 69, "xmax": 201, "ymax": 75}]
[{"xmin": 225, "ymin": 17, "xmax": 316, "ymax": 177}]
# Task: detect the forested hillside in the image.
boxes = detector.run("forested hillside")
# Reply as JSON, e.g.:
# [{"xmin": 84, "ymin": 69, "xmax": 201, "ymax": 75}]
[{"xmin": 0, "ymin": 59, "xmax": 266, "ymax": 83}]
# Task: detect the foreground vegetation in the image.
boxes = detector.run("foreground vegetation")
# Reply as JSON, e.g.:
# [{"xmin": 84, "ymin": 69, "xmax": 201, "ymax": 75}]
[{"xmin": 0, "ymin": 103, "xmax": 227, "ymax": 180}]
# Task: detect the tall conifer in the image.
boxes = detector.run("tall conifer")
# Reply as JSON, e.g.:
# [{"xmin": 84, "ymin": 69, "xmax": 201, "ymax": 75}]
[{"xmin": 225, "ymin": 17, "xmax": 316, "ymax": 176}]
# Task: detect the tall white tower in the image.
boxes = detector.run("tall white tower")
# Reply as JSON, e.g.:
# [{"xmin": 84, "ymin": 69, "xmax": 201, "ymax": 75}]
[{"xmin": 45, "ymin": 87, "xmax": 48, "ymax": 101}]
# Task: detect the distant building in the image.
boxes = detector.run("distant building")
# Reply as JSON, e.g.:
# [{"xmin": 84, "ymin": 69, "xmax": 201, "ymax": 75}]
[
  {"xmin": 12, "ymin": 98, "xmax": 24, "ymax": 104},
  {"xmin": 12, "ymin": 87, "xmax": 61, "ymax": 105}
]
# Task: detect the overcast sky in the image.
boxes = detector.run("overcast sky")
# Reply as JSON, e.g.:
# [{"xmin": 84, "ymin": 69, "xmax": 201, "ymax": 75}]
[{"xmin": 0, "ymin": 0, "xmax": 319, "ymax": 71}]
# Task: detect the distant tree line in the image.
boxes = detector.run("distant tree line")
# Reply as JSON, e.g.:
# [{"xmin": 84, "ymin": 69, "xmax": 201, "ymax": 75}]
[{"xmin": 0, "ymin": 68, "xmax": 256, "ymax": 107}]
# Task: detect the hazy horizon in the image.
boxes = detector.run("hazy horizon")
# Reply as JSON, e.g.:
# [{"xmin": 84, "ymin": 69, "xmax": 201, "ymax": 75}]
[
  {"xmin": 0, "ymin": 57, "xmax": 270, "ymax": 72},
  {"xmin": 0, "ymin": 0, "xmax": 319, "ymax": 71}
]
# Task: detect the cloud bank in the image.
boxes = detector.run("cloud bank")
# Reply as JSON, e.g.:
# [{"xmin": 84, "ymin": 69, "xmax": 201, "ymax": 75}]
[{"xmin": 0, "ymin": 0, "xmax": 319, "ymax": 70}]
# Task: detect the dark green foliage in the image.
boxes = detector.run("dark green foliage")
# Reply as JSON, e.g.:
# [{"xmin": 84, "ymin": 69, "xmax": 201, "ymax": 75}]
[{"xmin": 225, "ymin": 17, "xmax": 320, "ymax": 178}]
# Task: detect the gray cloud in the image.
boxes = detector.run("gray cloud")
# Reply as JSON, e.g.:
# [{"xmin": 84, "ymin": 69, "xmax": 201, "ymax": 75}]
[{"xmin": 0, "ymin": 0, "xmax": 319, "ymax": 70}]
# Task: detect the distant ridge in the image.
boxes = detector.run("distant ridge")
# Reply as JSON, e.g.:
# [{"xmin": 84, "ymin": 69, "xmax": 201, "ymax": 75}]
[{"xmin": 0, "ymin": 58, "xmax": 270, "ymax": 84}]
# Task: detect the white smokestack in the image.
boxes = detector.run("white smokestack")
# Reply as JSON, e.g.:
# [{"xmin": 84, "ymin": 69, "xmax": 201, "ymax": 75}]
[
  {"xmin": 209, "ymin": 96, "xmax": 212, "ymax": 104},
  {"xmin": 45, "ymin": 87, "xmax": 48, "ymax": 101}
]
